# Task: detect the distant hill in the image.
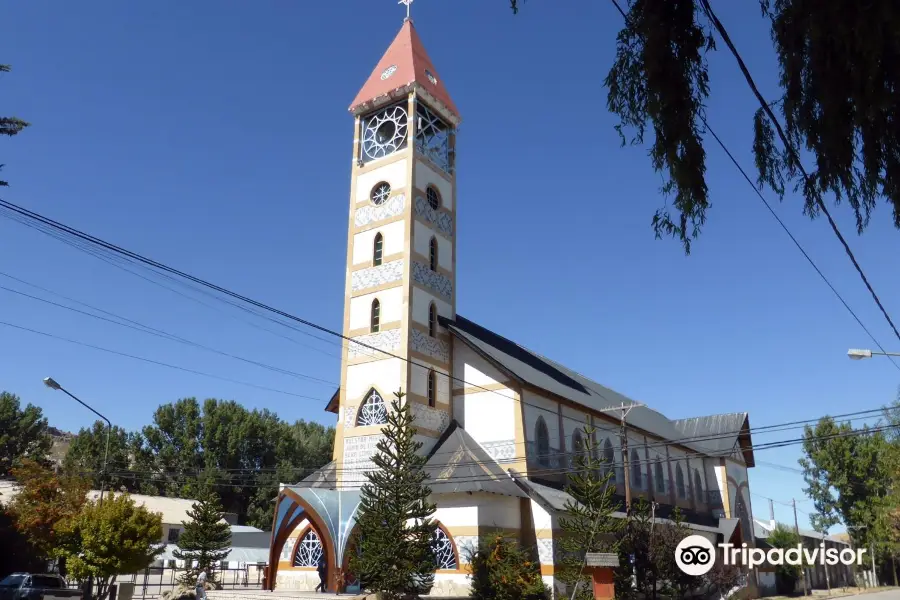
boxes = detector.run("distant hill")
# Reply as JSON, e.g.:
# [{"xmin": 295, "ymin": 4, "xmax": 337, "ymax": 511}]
[{"xmin": 47, "ymin": 427, "xmax": 74, "ymax": 466}]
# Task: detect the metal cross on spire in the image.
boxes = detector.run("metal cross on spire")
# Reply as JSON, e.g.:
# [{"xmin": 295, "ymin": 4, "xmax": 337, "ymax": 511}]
[{"xmin": 399, "ymin": 0, "xmax": 413, "ymax": 21}]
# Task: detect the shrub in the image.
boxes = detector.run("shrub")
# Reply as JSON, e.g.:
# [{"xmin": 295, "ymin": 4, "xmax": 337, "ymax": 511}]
[{"xmin": 468, "ymin": 534, "xmax": 548, "ymax": 600}]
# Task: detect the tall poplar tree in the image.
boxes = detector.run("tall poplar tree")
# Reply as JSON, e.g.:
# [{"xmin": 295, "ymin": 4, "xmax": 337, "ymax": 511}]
[{"xmin": 351, "ymin": 390, "xmax": 438, "ymax": 600}]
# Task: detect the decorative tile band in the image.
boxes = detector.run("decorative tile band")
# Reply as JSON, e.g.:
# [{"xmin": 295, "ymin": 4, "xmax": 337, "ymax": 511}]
[
  {"xmin": 537, "ymin": 538, "xmax": 554, "ymax": 565},
  {"xmin": 344, "ymin": 404, "xmax": 357, "ymax": 428},
  {"xmin": 411, "ymin": 403, "xmax": 450, "ymax": 434},
  {"xmin": 411, "ymin": 261, "xmax": 452, "ymax": 300},
  {"xmin": 410, "ymin": 328, "xmax": 450, "ymax": 363},
  {"xmin": 351, "ymin": 260, "xmax": 403, "ymax": 293},
  {"xmin": 355, "ymin": 194, "xmax": 405, "ymax": 228},
  {"xmin": 481, "ymin": 439, "xmax": 517, "ymax": 462},
  {"xmin": 347, "ymin": 329, "xmax": 401, "ymax": 360},
  {"xmin": 414, "ymin": 196, "xmax": 453, "ymax": 237}
]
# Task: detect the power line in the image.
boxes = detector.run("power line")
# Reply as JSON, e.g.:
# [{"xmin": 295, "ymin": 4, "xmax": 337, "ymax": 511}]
[
  {"xmin": 0, "ymin": 318, "xmax": 325, "ymax": 401},
  {"xmin": 0, "ymin": 272, "xmax": 338, "ymax": 388},
  {"xmin": 607, "ymin": 0, "xmax": 900, "ymax": 372}
]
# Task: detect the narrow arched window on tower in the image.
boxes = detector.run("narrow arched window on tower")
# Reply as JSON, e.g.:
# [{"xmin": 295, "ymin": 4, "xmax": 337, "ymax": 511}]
[
  {"xmin": 427, "ymin": 369, "xmax": 436, "ymax": 407},
  {"xmin": 429, "ymin": 237, "xmax": 438, "ymax": 271},
  {"xmin": 428, "ymin": 303, "xmax": 437, "ymax": 337},
  {"xmin": 373, "ymin": 232, "xmax": 383, "ymax": 266},
  {"xmin": 371, "ymin": 299, "xmax": 380, "ymax": 333}
]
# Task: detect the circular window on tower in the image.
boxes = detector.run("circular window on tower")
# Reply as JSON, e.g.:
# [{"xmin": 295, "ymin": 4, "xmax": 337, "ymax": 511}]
[
  {"xmin": 425, "ymin": 70, "xmax": 437, "ymax": 85},
  {"xmin": 371, "ymin": 182, "xmax": 391, "ymax": 206},
  {"xmin": 426, "ymin": 186, "xmax": 441, "ymax": 210},
  {"xmin": 381, "ymin": 65, "xmax": 397, "ymax": 81}
]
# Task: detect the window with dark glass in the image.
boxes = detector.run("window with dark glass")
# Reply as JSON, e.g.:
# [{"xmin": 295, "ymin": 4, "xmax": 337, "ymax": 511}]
[
  {"xmin": 630, "ymin": 449, "xmax": 642, "ymax": 488},
  {"xmin": 676, "ymin": 464, "xmax": 686, "ymax": 498},
  {"xmin": 694, "ymin": 470, "xmax": 704, "ymax": 503},
  {"xmin": 426, "ymin": 186, "xmax": 441, "ymax": 210},
  {"xmin": 603, "ymin": 438, "xmax": 616, "ymax": 482},
  {"xmin": 428, "ymin": 303, "xmax": 437, "ymax": 337},
  {"xmin": 371, "ymin": 299, "xmax": 380, "ymax": 333},
  {"xmin": 427, "ymin": 370, "xmax": 436, "ymax": 407},
  {"xmin": 429, "ymin": 237, "xmax": 438, "ymax": 271},
  {"xmin": 373, "ymin": 232, "xmax": 383, "ymax": 266},
  {"xmin": 654, "ymin": 460, "xmax": 665, "ymax": 494},
  {"xmin": 535, "ymin": 417, "xmax": 550, "ymax": 467}
]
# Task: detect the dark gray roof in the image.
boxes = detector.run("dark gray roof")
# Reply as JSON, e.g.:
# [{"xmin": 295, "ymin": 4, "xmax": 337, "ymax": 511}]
[
  {"xmin": 424, "ymin": 422, "xmax": 528, "ymax": 498},
  {"xmin": 671, "ymin": 414, "xmax": 754, "ymax": 465},
  {"xmin": 445, "ymin": 315, "xmax": 752, "ymax": 462}
]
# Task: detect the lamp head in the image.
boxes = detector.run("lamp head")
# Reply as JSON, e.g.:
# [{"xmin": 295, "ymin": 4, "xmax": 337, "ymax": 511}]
[
  {"xmin": 847, "ymin": 349, "xmax": 873, "ymax": 361},
  {"xmin": 43, "ymin": 377, "xmax": 62, "ymax": 390}
]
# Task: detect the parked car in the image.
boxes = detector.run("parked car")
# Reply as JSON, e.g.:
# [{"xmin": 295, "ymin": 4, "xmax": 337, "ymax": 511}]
[{"xmin": 0, "ymin": 574, "xmax": 82, "ymax": 600}]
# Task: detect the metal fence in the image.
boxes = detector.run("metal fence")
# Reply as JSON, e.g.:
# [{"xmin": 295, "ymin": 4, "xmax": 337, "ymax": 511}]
[{"xmin": 66, "ymin": 564, "xmax": 266, "ymax": 600}]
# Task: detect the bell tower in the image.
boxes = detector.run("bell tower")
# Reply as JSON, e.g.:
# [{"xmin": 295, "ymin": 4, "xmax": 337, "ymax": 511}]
[{"xmin": 332, "ymin": 18, "xmax": 461, "ymax": 487}]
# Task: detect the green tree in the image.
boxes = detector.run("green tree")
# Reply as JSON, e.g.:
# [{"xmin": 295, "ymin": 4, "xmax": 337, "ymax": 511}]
[
  {"xmin": 172, "ymin": 488, "xmax": 232, "ymax": 585},
  {"xmin": 468, "ymin": 534, "xmax": 548, "ymax": 600},
  {"xmin": 799, "ymin": 417, "xmax": 892, "ymax": 546},
  {"xmin": 1, "ymin": 64, "xmax": 30, "ymax": 187},
  {"xmin": 63, "ymin": 421, "xmax": 140, "ymax": 492},
  {"xmin": 558, "ymin": 426, "xmax": 622, "ymax": 600},
  {"xmin": 650, "ymin": 508, "xmax": 694, "ymax": 600},
  {"xmin": 136, "ymin": 398, "xmax": 334, "ymax": 528},
  {"xmin": 58, "ymin": 493, "xmax": 163, "ymax": 600},
  {"xmin": 0, "ymin": 509, "xmax": 44, "ymax": 579},
  {"xmin": 507, "ymin": 1, "xmax": 900, "ymax": 254},
  {"xmin": 767, "ymin": 524, "xmax": 803, "ymax": 594},
  {"xmin": 350, "ymin": 390, "xmax": 438, "ymax": 600},
  {"xmin": 0, "ymin": 391, "xmax": 51, "ymax": 476},
  {"xmin": 7, "ymin": 459, "xmax": 89, "ymax": 560}
]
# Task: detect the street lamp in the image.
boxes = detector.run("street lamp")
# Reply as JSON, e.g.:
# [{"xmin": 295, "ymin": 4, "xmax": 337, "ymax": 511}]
[
  {"xmin": 43, "ymin": 377, "xmax": 111, "ymax": 503},
  {"xmin": 847, "ymin": 348, "xmax": 900, "ymax": 360}
]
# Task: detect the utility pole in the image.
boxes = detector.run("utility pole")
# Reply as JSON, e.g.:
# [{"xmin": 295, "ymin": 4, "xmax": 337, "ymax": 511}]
[
  {"xmin": 822, "ymin": 531, "xmax": 831, "ymax": 594},
  {"xmin": 619, "ymin": 402, "xmax": 636, "ymax": 513},
  {"xmin": 870, "ymin": 539, "xmax": 877, "ymax": 588},
  {"xmin": 793, "ymin": 499, "xmax": 809, "ymax": 596}
]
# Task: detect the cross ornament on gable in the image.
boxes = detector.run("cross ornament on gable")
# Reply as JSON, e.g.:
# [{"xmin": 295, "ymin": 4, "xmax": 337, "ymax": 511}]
[{"xmin": 399, "ymin": 0, "xmax": 413, "ymax": 20}]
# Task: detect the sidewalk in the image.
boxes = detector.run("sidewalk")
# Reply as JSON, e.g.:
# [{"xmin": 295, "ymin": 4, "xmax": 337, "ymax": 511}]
[{"xmin": 764, "ymin": 586, "xmax": 897, "ymax": 600}]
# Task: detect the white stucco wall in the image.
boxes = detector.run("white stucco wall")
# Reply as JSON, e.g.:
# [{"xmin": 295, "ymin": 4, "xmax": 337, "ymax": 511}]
[
  {"xmin": 349, "ymin": 287, "xmax": 403, "ymax": 330},
  {"xmin": 356, "ymin": 159, "xmax": 408, "ymax": 205},
  {"xmin": 415, "ymin": 161, "xmax": 453, "ymax": 211},
  {"xmin": 352, "ymin": 220, "xmax": 406, "ymax": 264},
  {"xmin": 345, "ymin": 358, "xmax": 404, "ymax": 400},
  {"xmin": 477, "ymin": 493, "xmax": 520, "ymax": 529},
  {"xmin": 411, "ymin": 286, "xmax": 452, "ymax": 328},
  {"xmin": 452, "ymin": 343, "xmax": 507, "ymax": 389},
  {"xmin": 458, "ymin": 389, "xmax": 516, "ymax": 445},
  {"xmin": 413, "ymin": 221, "xmax": 452, "ymax": 271}
]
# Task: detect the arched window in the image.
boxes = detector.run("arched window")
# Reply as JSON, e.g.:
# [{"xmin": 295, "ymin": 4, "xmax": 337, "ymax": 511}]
[
  {"xmin": 535, "ymin": 417, "xmax": 550, "ymax": 467},
  {"xmin": 293, "ymin": 528, "xmax": 323, "ymax": 568},
  {"xmin": 654, "ymin": 460, "xmax": 665, "ymax": 494},
  {"xmin": 572, "ymin": 430, "xmax": 584, "ymax": 454},
  {"xmin": 357, "ymin": 389, "xmax": 388, "ymax": 426},
  {"xmin": 630, "ymin": 449, "xmax": 642, "ymax": 489},
  {"xmin": 371, "ymin": 299, "xmax": 380, "ymax": 333},
  {"xmin": 373, "ymin": 232, "xmax": 384, "ymax": 266},
  {"xmin": 427, "ymin": 369, "xmax": 436, "ymax": 407},
  {"xmin": 428, "ymin": 303, "xmax": 437, "ymax": 337},
  {"xmin": 426, "ymin": 185, "xmax": 441, "ymax": 211},
  {"xmin": 675, "ymin": 464, "xmax": 686, "ymax": 499},
  {"xmin": 429, "ymin": 237, "xmax": 438, "ymax": 271},
  {"xmin": 432, "ymin": 526, "xmax": 458, "ymax": 570},
  {"xmin": 603, "ymin": 438, "xmax": 616, "ymax": 483},
  {"xmin": 694, "ymin": 470, "xmax": 704, "ymax": 504}
]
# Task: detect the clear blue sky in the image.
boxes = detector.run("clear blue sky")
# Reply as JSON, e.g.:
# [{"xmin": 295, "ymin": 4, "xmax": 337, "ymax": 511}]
[{"xmin": 2, "ymin": 0, "xmax": 898, "ymax": 533}]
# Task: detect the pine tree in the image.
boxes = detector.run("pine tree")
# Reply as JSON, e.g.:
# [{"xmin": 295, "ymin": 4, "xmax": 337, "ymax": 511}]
[
  {"xmin": 172, "ymin": 487, "xmax": 232, "ymax": 585},
  {"xmin": 350, "ymin": 389, "xmax": 438, "ymax": 600},
  {"xmin": 558, "ymin": 425, "xmax": 622, "ymax": 600}
]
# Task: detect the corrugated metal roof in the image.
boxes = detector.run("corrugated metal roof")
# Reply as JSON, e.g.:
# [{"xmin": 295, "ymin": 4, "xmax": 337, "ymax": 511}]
[
  {"xmin": 752, "ymin": 519, "xmax": 849, "ymax": 545},
  {"xmin": 158, "ymin": 545, "xmax": 269, "ymax": 564},
  {"xmin": 295, "ymin": 461, "xmax": 337, "ymax": 489},
  {"xmin": 445, "ymin": 315, "xmax": 751, "ymax": 461}
]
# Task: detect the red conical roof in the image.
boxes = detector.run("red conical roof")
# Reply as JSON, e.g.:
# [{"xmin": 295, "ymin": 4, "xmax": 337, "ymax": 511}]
[{"xmin": 349, "ymin": 20, "xmax": 459, "ymax": 121}]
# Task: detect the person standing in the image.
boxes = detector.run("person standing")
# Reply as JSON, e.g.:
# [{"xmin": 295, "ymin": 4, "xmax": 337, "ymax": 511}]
[
  {"xmin": 195, "ymin": 571, "xmax": 208, "ymax": 600},
  {"xmin": 314, "ymin": 554, "xmax": 327, "ymax": 593}
]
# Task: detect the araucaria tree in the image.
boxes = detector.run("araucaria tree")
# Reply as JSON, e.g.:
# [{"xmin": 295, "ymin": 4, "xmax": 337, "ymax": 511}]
[
  {"xmin": 508, "ymin": 0, "xmax": 900, "ymax": 255},
  {"xmin": 558, "ymin": 426, "xmax": 622, "ymax": 600},
  {"xmin": 172, "ymin": 487, "xmax": 232, "ymax": 585},
  {"xmin": 57, "ymin": 494, "xmax": 164, "ymax": 600},
  {"xmin": 351, "ymin": 389, "xmax": 438, "ymax": 600}
]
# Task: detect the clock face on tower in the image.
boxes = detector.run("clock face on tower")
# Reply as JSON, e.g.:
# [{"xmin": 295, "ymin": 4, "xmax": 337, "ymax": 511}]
[{"xmin": 361, "ymin": 103, "xmax": 409, "ymax": 162}]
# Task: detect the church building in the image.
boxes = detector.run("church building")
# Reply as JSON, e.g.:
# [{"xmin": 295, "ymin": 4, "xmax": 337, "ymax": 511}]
[{"xmin": 266, "ymin": 15, "xmax": 757, "ymax": 598}]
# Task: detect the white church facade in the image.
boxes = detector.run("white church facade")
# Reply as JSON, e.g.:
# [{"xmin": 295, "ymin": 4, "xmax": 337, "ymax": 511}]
[{"xmin": 265, "ymin": 17, "xmax": 757, "ymax": 598}]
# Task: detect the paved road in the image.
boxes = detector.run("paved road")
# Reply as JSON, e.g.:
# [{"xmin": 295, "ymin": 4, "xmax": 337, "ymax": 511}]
[{"xmin": 844, "ymin": 590, "xmax": 900, "ymax": 600}]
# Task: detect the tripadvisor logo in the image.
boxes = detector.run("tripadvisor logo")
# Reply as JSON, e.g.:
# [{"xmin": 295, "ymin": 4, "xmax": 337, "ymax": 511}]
[{"xmin": 675, "ymin": 535, "xmax": 867, "ymax": 576}]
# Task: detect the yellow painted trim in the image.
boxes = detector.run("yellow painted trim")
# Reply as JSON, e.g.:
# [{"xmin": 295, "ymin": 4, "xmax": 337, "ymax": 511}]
[
  {"xmin": 452, "ymin": 382, "xmax": 513, "ymax": 396},
  {"xmin": 347, "ymin": 321, "xmax": 401, "ymax": 338},
  {"xmin": 350, "ymin": 254, "xmax": 404, "ymax": 272},
  {"xmin": 354, "ymin": 148, "xmax": 412, "ymax": 177}
]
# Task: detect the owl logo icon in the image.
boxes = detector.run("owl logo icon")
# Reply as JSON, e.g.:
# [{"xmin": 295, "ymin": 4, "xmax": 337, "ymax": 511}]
[{"xmin": 675, "ymin": 535, "xmax": 716, "ymax": 576}]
